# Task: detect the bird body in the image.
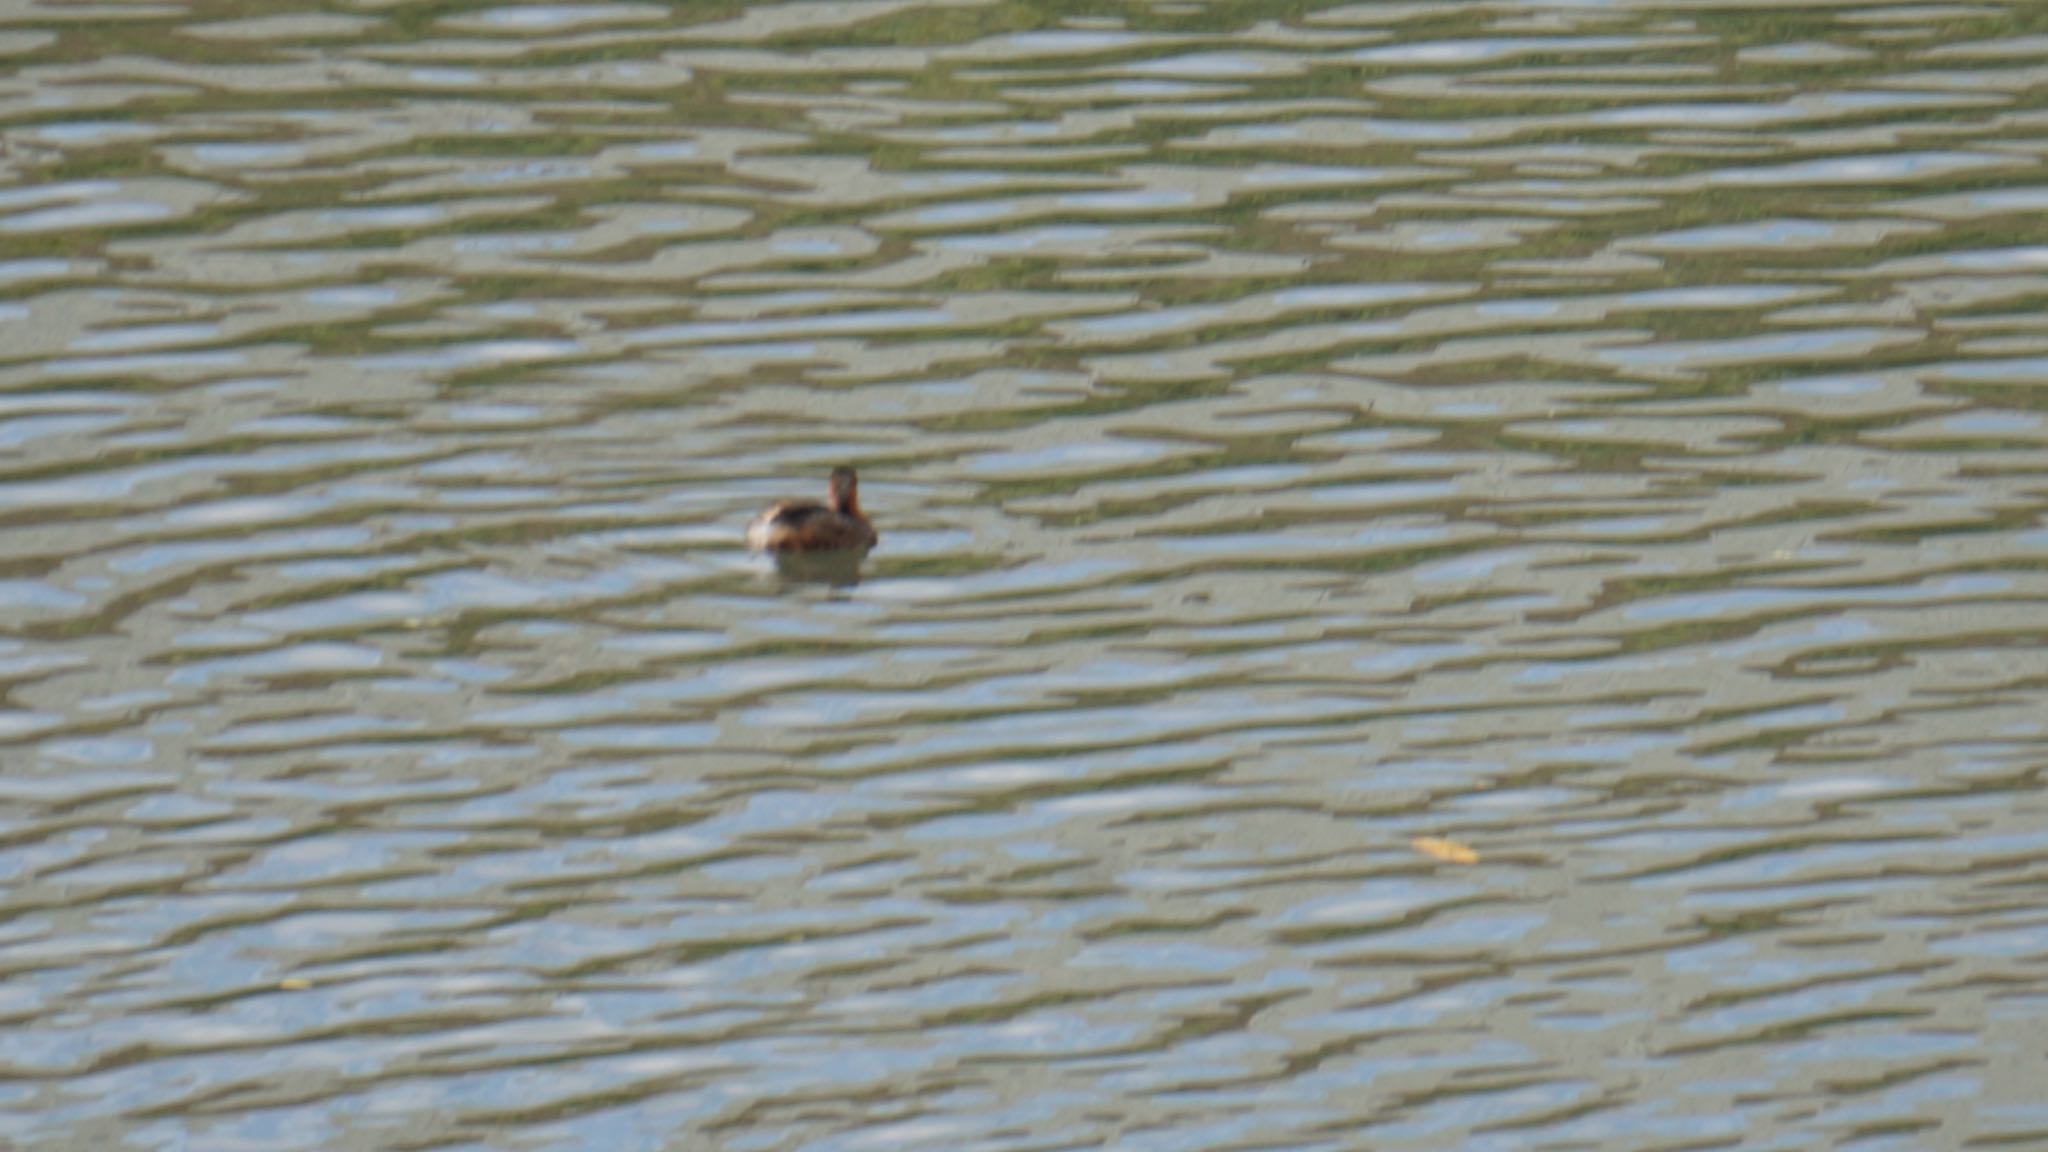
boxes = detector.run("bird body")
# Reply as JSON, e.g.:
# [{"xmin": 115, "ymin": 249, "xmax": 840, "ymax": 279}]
[{"xmin": 746, "ymin": 467, "xmax": 877, "ymax": 554}]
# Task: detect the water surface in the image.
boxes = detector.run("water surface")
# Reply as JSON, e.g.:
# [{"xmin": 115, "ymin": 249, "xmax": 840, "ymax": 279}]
[{"xmin": 4, "ymin": 1, "xmax": 2048, "ymax": 1148}]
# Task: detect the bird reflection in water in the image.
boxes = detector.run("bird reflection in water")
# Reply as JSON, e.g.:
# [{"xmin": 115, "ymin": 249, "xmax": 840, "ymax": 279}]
[{"xmin": 764, "ymin": 550, "xmax": 867, "ymax": 589}]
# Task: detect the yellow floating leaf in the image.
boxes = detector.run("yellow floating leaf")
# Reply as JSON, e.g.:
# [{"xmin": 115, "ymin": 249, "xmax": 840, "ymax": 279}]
[
  {"xmin": 278, "ymin": 977, "xmax": 314, "ymax": 991},
  {"xmin": 1412, "ymin": 836, "xmax": 1479, "ymax": 865}
]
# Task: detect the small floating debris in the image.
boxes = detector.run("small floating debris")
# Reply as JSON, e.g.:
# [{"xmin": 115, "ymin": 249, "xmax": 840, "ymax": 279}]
[
  {"xmin": 1412, "ymin": 836, "xmax": 1479, "ymax": 865},
  {"xmin": 278, "ymin": 977, "xmax": 314, "ymax": 991}
]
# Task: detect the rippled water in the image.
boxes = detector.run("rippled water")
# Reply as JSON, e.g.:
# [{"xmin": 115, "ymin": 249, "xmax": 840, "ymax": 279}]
[{"xmin": 6, "ymin": 1, "xmax": 2048, "ymax": 1148}]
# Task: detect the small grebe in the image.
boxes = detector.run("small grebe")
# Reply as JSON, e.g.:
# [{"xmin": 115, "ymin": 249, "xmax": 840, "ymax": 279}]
[{"xmin": 746, "ymin": 466, "xmax": 877, "ymax": 555}]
